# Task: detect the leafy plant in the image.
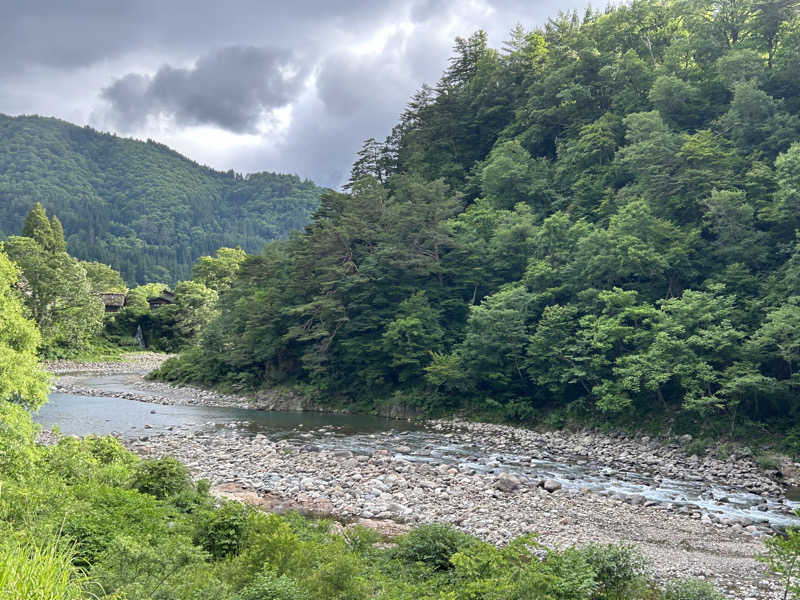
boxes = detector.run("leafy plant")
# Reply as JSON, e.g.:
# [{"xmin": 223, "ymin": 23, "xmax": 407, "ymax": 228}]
[
  {"xmin": 0, "ymin": 539, "xmax": 94, "ymax": 600},
  {"xmin": 663, "ymin": 578, "xmax": 725, "ymax": 600},
  {"xmin": 130, "ymin": 457, "xmax": 194, "ymax": 499},
  {"xmin": 196, "ymin": 500, "xmax": 250, "ymax": 559},
  {"xmin": 755, "ymin": 453, "xmax": 782, "ymax": 471},
  {"xmin": 394, "ymin": 523, "xmax": 473, "ymax": 571},
  {"xmin": 235, "ymin": 571, "xmax": 308, "ymax": 600},
  {"xmin": 580, "ymin": 543, "xmax": 649, "ymax": 599}
]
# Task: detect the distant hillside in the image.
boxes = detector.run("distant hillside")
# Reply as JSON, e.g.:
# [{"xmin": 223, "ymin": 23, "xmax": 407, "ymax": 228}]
[{"xmin": 0, "ymin": 114, "xmax": 323, "ymax": 284}]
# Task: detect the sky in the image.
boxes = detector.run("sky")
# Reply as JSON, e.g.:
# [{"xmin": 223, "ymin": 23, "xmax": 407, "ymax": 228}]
[{"xmin": 0, "ymin": 0, "xmax": 589, "ymax": 188}]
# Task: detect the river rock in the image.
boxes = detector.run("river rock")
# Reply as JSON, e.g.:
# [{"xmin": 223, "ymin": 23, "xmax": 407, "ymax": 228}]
[
  {"xmin": 542, "ymin": 479, "xmax": 562, "ymax": 493},
  {"xmin": 494, "ymin": 473, "xmax": 521, "ymax": 492}
]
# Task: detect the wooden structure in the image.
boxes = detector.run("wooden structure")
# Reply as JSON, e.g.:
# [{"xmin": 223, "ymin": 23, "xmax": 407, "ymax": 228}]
[
  {"xmin": 147, "ymin": 289, "xmax": 175, "ymax": 309},
  {"xmin": 98, "ymin": 292, "xmax": 126, "ymax": 313}
]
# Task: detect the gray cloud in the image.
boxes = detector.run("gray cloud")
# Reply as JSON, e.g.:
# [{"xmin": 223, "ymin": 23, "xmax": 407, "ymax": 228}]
[
  {"xmin": 102, "ymin": 46, "xmax": 306, "ymax": 133},
  {"xmin": 1, "ymin": 0, "xmax": 590, "ymax": 188},
  {"xmin": 0, "ymin": 0, "xmax": 399, "ymax": 73}
]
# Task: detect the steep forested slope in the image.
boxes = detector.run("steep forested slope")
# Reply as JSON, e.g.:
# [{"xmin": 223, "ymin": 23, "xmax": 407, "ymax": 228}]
[
  {"xmin": 0, "ymin": 115, "xmax": 323, "ymax": 283},
  {"xmin": 159, "ymin": 1, "xmax": 800, "ymax": 440}
]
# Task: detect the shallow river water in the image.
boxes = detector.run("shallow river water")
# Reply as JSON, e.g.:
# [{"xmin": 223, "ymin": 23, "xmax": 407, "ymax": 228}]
[{"xmin": 37, "ymin": 374, "xmax": 800, "ymax": 530}]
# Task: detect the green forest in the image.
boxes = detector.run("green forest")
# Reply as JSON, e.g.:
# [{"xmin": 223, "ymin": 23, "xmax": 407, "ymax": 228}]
[
  {"xmin": 156, "ymin": 0, "xmax": 800, "ymax": 444},
  {"xmin": 0, "ymin": 114, "xmax": 323, "ymax": 284}
]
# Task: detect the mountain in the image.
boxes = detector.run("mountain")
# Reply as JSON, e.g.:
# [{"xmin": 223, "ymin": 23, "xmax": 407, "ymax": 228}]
[{"xmin": 0, "ymin": 114, "xmax": 324, "ymax": 284}]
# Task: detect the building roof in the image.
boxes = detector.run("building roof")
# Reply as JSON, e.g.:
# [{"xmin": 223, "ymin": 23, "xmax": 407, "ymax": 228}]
[{"xmin": 98, "ymin": 292, "xmax": 126, "ymax": 307}]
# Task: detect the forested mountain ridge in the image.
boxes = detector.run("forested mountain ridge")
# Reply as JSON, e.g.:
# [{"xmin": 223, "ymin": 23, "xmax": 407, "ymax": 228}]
[
  {"xmin": 158, "ymin": 0, "xmax": 800, "ymax": 442},
  {"xmin": 0, "ymin": 114, "xmax": 324, "ymax": 284}
]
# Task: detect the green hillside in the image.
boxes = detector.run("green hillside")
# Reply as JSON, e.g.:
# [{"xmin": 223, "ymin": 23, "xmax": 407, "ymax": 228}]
[
  {"xmin": 159, "ymin": 0, "xmax": 800, "ymax": 443},
  {"xmin": 0, "ymin": 114, "xmax": 323, "ymax": 284}
]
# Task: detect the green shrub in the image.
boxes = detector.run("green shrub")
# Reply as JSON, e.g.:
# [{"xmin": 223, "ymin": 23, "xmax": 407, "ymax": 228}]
[
  {"xmin": 93, "ymin": 534, "xmax": 215, "ymax": 599},
  {"xmin": 43, "ymin": 437, "xmax": 101, "ymax": 483},
  {"xmin": 684, "ymin": 438, "xmax": 712, "ymax": 457},
  {"xmin": 580, "ymin": 543, "xmax": 648, "ymax": 599},
  {"xmin": 130, "ymin": 456, "xmax": 194, "ymax": 499},
  {"xmin": 60, "ymin": 485, "xmax": 168, "ymax": 566},
  {"xmin": 197, "ymin": 500, "xmax": 250, "ymax": 559},
  {"xmin": 394, "ymin": 523, "xmax": 473, "ymax": 571},
  {"xmin": 663, "ymin": 578, "xmax": 724, "ymax": 600},
  {"xmin": 341, "ymin": 524, "xmax": 381, "ymax": 554},
  {"xmin": 235, "ymin": 571, "xmax": 308, "ymax": 600},
  {"xmin": 714, "ymin": 442, "xmax": 736, "ymax": 460},
  {"xmin": 755, "ymin": 453, "xmax": 782, "ymax": 471},
  {"xmin": 85, "ymin": 434, "xmax": 134, "ymax": 465},
  {"xmin": 0, "ymin": 401, "xmax": 40, "ymax": 481},
  {"xmin": 510, "ymin": 547, "xmax": 597, "ymax": 600},
  {"xmin": 304, "ymin": 552, "xmax": 369, "ymax": 600},
  {"xmin": 220, "ymin": 514, "xmax": 304, "ymax": 590}
]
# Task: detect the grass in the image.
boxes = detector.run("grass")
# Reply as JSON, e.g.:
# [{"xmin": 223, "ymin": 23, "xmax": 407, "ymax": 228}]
[{"xmin": 0, "ymin": 538, "xmax": 96, "ymax": 600}]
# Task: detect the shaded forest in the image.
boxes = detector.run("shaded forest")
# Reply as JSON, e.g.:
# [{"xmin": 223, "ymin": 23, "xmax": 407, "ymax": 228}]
[{"xmin": 0, "ymin": 114, "xmax": 323, "ymax": 284}]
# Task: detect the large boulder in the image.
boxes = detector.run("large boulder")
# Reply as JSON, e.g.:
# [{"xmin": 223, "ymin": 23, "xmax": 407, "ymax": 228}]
[
  {"xmin": 494, "ymin": 473, "xmax": 521, "ymax": 492},
  {"xmin": 542, "ymin": 479, "xmax": 562, "ymax": 493}
]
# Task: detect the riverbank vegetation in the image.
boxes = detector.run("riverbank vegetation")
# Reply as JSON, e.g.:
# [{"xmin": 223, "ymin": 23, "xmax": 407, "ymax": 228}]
[
  {"xmin": 0, "ymin": 415, "xmax": 730, "ymax": 600},
  {"xmin": 154, "ymin": 0, "xmax": 800, "ymax": 451}
]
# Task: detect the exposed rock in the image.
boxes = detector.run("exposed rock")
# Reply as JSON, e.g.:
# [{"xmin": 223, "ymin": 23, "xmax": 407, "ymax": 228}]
[
  {"xmin": 542, "ymin": 479, "xmax": 562, "ymax": 493},
  {"xmin": 494, "ymin": 473, "xmax": 521, "ymax": 492}
]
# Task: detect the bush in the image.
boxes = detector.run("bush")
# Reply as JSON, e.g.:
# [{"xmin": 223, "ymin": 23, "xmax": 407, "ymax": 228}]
[
  {"xmin": 84, "ymin": 435, "xmax": 133, "ymax": 465},
  {"xmin": 197, "ymin": 501, "xmax": 250, "ymax": 559},
  {"xmin": 395, "ymin": 523, "xmax": 472, "ymax": 571},
  {"xmin": 755, "ymin": 453, "xmax": 782, "ymax": 471},
  {"xmin": 235, "ymin": 571, "xmax": 308, "ymax": 600},
  {"xmin": 92, "ymin": 534, "xmax": 216, "ymax": 599},
  {"xmin": 60, "ymin": 485, "xmax": 167, "ymax": 566},
  {"xmin": 663, "ymin": 578, "xmax": 724, "ymax": 600},
  {"xmin": 511, "ymin": 547, "xmax": 597, "ymax": 600},
  {"xmin": 130, "ymin": 457, "xmax": 194, "ymax": 499},
  {"xmin": 580, "ymin": 543, "xmax": 648, "ymax": 599},
  {"xmin": 304, "ymin": 552, "xmax": 369, "ymax": 600},
  {"xmin": 0, "ymin": 401, "xmax": 40, "ymax": 481},
  {"xmin": 685, "ymin": 438, "xmax": 712, "ymax": 457}
]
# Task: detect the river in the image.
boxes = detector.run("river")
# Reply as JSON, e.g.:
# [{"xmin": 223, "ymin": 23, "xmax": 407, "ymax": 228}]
[{"xmin": 37, "ymin": 373, "xmax": 800, "ymax": 531}]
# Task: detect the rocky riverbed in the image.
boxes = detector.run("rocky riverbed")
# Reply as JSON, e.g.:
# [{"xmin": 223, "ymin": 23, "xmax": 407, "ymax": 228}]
[
  {"xmin": 127, "ymin": 425, "xmax": 784, "ymax": 599},
  {"xmin": 45, "ymin": 360, "xmax": 799, "ymax": 598},
  {"xmin": 43, "ymin": 352, "xmax": 174, "ymax": 375}
]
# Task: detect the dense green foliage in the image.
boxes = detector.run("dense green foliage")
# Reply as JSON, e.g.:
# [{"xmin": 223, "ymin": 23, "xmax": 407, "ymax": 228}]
[
  {"xmin": 158, "ymin": 0, "xmax": 800, "ymax": 442},
  {"xmin": 103, "ymin": 247, "xmax": 246, "ymax": 352},
  {"xmin": 0, "ymin": 114, "xmax": 324, "ymax": 284},
  {"xmin": 0, "ymin": 247, "xmax": 49, "ymax": 407},
  {"xmin": 2, "ymin": 203, "xmax": 107, "ymax": 358}
]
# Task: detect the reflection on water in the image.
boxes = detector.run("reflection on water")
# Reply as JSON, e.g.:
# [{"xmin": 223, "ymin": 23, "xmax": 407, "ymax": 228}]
[{"xmin": 37, "ymin": 392, "xmax": 422, "ymax": 439}]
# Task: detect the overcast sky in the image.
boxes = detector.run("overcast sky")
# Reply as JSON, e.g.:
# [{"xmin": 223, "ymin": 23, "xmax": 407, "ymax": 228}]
[{"xmin": 1, "ymin": 0, "xmax": 589, "ymax": 188}]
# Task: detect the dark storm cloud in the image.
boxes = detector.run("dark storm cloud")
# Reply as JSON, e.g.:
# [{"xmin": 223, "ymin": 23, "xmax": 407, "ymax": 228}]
[
  {"xmin": 1, "ymin": 0, "xmax": 590, "ymax": 186},
  {"xmin": 102, "ymin": 46, "xmax": 307, "ymax": 133},
  {"xmin": 0, "ymin": 0, "xmax": 398, "ymax": 72}
]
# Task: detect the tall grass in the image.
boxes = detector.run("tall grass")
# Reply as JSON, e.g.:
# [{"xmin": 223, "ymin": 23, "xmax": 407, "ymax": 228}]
[{"xmin": 0, "ymin": 539, "xmax": 95, "ymax": 600}]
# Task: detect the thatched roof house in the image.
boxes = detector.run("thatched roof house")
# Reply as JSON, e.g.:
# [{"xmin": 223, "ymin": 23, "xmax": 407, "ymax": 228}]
[
  {"xmin": 98, "ymin": 292, "xmax": 126, "ymax": 312},
  {"xmin": 147, "ymin": 289, "xmax": 175, "ymax": 309}
]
